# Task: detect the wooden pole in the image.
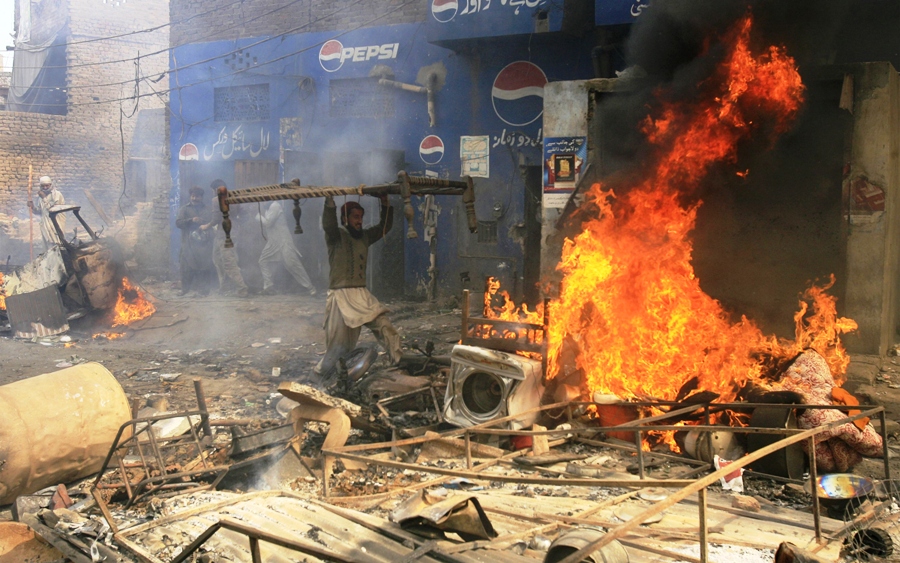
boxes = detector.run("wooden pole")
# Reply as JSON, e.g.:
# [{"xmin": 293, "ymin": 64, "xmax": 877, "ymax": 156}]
[{"xmin": 27, "ymin": 165, "xmax": 33, "ymax": 260}]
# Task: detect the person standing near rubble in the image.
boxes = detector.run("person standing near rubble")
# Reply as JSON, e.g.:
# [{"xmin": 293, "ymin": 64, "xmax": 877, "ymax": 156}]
[
  {"xmin": 313, "ymin": 194, "xmax": 402, "ymax": 380},
  {"xmin": 26, "ymin": 175, "xmax": 66, "ymax": 250},
  {"xmin": 256, "ymin": 200, "xmax": 316, "ymax": 296},
  {"xmin": 176, "ymin": 186, "xmax": 215, "ymax": 296},
  {"xmin": 209, "ymin": 179, "xmax": 249, "ymax": 297}
]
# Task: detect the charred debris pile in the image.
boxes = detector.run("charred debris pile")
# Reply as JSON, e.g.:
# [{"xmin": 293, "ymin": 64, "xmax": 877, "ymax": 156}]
[{"xmin": 2, "ymin": 303, "xmax": 900, "ymax": 563}]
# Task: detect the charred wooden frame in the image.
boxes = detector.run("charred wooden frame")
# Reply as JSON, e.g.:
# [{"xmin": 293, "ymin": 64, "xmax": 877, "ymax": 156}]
[{"xmin": 216, "ymin": 172, "xmax": 477, "ymax": 248}]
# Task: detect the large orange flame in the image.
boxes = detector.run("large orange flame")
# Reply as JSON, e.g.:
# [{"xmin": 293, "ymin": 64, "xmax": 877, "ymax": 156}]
[
  {"xmin": 543, "ymin": 15, "xmax": 855, "ymax": 403},
  {"xmin": 111, "ymin": 277, "xmax": 156, "ymax": 327}
]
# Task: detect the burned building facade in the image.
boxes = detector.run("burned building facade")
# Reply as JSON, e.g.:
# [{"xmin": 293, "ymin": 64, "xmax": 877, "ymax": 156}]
[
  {"xmin": 0, "ymin": 0, "xmax": 170, "ymax": 271},
  {"xmin": 165, "ymin": 0, "xmax": 642, "ymax": 301},
  {"xmin": 167, "ymin": 0, "xmax": 900, "ymax": 358}
]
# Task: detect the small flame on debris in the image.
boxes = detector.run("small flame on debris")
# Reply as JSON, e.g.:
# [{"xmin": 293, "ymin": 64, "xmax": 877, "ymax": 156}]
[
  {"xmin": 479, "ymin": 276, "xmax": 544, "ymax": 360},
  {"xmin": 93, "ymin": 332, "xmax": 126, "ymax": 340},
  {"xmin": 111, "ymin": 277, "xmax": 155, "ymax": 327},
  {"xmin": 0, "ymin": 272, "xmax": 6, "ymax": 310}
]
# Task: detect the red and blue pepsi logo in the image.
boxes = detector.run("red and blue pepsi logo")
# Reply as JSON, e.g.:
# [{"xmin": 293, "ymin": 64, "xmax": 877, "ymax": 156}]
[
  {"xmin": 419, "ymin": 135, "xmax": 445, "ymax": 165},
  {"xmin": 491, "ymin": 61, "xmax": 547, "ymax": 127},
  {"xmin": 319, "ymin": 40, "xmax": 344, "ymax": 72},
  {"xmin": 431, "ymin": 0, "xmax": 458, "ymax": 22},
  {"xmin": 319, "ymin": 40, "xmax": 399, "ymax": 72}
]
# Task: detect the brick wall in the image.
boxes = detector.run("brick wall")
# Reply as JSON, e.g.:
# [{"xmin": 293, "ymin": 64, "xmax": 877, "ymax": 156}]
[
  {"xmin": 171, "ymin": 0, "xmax": 426, "ymax": 45},
  {"xmin": 0, "ymin": 0, "xmax": 171, "ymax": 270}
]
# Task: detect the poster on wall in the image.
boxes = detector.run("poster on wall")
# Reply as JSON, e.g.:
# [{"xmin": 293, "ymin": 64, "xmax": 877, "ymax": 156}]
[
  {"xmin": 543, "ymin": 136, "xmax": 586, "ymax": 208},
  {"xmin": 460, "ymin": 135, "xmax": 489, "ymax": 178}
]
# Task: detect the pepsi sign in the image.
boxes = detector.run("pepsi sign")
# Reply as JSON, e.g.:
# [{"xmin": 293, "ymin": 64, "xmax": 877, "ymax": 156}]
[
  {"xmin": 431, "ymin": 0, "xmax": 458, "ymax": 22},
  {"xmin": 419, "ymin": 135, "xmax": 445, "ymax": 165},
  {"xmin": 318, "ymin": 40, "xmax": 400, "ymax": 72},
  {"xmin": 491, "ymin": 61, "xmax": 547, "ymax": 127}
]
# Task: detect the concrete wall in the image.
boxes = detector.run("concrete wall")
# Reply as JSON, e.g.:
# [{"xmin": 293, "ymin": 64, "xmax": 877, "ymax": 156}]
[
  {"xmin": 170, "ymin": 0, "xmax": 427, "ymax": 44},
  {"xmin": 843, "ymin": 62, "xmax": 900, "ymax": 355},
  {"xmin": 540, "ymin": 79, "xmax": 589, "ymax": 292}
]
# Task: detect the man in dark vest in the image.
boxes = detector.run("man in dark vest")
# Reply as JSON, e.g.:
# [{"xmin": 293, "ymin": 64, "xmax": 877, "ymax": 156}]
[{"xmin": 314, "ymin": 194, "xmax": 402, "ymax": 380}]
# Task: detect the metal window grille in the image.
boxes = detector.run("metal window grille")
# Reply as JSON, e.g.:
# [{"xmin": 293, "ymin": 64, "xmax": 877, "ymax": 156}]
[
  {"xmin": 214, "ymin": 83, "xmax": 270, "ymax": 122},
  {"xmin": 477, "ymin": 220, "xmax": 498, "ymax": 244},
  {"xmin": 329, "ymin": 78, "xmax": 395, "ymax": 119}
]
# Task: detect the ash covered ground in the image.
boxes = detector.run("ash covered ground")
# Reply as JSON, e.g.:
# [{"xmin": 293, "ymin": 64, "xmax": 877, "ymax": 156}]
[
  {"xmin": 3, "ymin": 279, "xmax": 900, "ymax": 511},
  {"xmin": 0, "ymin": 280, "xmax": 459, "ymax": 416}
]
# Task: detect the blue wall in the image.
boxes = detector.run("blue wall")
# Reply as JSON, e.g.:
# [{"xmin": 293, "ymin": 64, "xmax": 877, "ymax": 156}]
[{"xmin": 168, "ymin": 9, "xmax": 606, "ymax": 298}]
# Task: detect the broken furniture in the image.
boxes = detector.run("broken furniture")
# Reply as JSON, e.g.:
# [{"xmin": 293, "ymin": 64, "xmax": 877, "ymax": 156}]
[
  {"xmin": 0, "ymin": 205, "xmax": 123, "ymax": 335},
  {"xmin": 89, "ymin": 380, "xmax": 227, "ymax": 531},
  {"xmin": 323, "ymin": 398, "xmax": 891, "ymax": 563},
  {"xmin": 279, "ymin": 381, "xmax": 375, "ymax": 480},
  {"xmin": 0, "ymin": 362, "xmax": 131, "ymax": 505},
  {"xmin": 215, "ymin": 172, "xmax": 477, "ymax": 247}
]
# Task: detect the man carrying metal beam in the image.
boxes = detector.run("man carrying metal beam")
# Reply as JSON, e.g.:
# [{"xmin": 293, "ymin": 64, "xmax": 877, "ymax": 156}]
[{"xmin": 313, "ymin": 194, "xmax": 402, "ymax": 382}]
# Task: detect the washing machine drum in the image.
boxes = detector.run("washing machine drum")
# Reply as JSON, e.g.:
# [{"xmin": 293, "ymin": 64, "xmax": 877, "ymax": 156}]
[
  {"xmin": 459, "ymin": 369, "xmax": 512, "ymax": 420},
  {"xmin": 443, "ymin": 344, "xmax": 544, "ymax": 429}
]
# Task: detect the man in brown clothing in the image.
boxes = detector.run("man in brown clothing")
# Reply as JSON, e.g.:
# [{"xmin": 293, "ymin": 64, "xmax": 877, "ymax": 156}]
[{"xmin": 313, "ymin": 194, "xmax": 402, "ymax": 379}]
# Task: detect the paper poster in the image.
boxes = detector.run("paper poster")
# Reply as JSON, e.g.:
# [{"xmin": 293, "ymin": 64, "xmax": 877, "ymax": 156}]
[
  {"xmin": 460, "ymin": 135, "xmax": 490, "ymax": 178},
  {"xmin": 543, "ymin": 136, "xmax": 586, "ymax": 209}
]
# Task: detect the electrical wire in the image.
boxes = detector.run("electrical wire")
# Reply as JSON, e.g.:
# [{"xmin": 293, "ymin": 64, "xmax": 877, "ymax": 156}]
[
  {"xmin": 25, "ymin": 0, "xmax": 419, "ymax": 109},
  {"xmin": 10, "ymin": 0, "xmax": 307, "ymax": 71}
]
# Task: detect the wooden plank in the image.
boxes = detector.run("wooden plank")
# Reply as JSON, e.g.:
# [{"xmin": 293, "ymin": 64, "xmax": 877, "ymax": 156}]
[{"xmin": 83, "ymin": 188, "xmax": 113, "ymax": 226}]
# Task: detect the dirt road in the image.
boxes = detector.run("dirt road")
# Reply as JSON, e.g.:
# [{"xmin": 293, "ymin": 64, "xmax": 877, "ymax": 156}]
[{"xmin": 0, "ymin": 281, "xmax": 460, "ymax": 417}]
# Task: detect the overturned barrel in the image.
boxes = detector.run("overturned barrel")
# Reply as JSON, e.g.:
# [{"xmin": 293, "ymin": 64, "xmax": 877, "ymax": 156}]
[{"xmin": 0, "ymin": 362, "xmax": 131, "ymax": 505}]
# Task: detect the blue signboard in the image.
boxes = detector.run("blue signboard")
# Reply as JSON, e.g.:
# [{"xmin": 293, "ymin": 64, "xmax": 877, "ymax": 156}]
[
  {"xmin": 426, "ymin": 0, "xmax": 564, "ymax": 42},
  {"xmin": 596, "ymin": 0, "xmax": 651, "ymax": 26}
]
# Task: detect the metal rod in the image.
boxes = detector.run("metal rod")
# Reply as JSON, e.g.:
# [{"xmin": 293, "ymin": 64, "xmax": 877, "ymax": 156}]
[
  {"xmin": 634, "ymin": 425, "xmax": 645, "ymax": 479},
  {"xmin": 465, "ymin": 430, "xmax": 472, "ymax": 469},
  {"xmin": 193, "ymin": 378, "xmax": 213, "ymax": 440},
  {"xmin": 880, "ymin": 410, "xmax": 892, "ymax": 484},
  {"xmin": 323, "ymin": 454, "xmax": 331, "ymax": 498},
  {"xmin": 808, "ymin": 436, "xmax": 821, "ymax": 542},
  {"xmin": 698, "ymin": 488, "xmax": 708, "ymax": 563},
  {"xmin": 249, "ymin": 536, "xmax": 262, "ymax": 563}
]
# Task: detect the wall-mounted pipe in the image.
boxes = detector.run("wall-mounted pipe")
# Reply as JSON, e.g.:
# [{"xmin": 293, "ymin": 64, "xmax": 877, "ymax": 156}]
[{"xmin": 378, "ymin": 78, "xmax": 436, "ymax": 127}]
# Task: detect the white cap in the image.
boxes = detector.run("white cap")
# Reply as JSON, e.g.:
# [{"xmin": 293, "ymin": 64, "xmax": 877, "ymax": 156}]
[{"xmin": 39, "ymin": 176, "xmax": 52, "ymax": 185}]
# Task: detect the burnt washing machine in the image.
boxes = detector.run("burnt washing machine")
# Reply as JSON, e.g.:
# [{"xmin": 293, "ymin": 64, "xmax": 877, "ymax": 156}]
[{"xmin": 442, "ymin": 344, "xmax": 544, "ymax": 430}]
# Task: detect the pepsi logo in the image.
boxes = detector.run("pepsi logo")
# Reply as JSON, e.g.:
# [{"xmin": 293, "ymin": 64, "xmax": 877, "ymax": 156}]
[
  {"xmin": 431, "ymin": 0, "xmax": 458, "ymax": 22},
  {"xmin": 491, "ymin": 61, "xmax": 548, "ymax": 127},
  {"xmin": 319, "ymin": 40, "xmax": 344, "ymax": 72},
  {"xmin": 419, "ymin": 135, "xmax": 445, "ymax": 165},
  {"xmin": 319, "ymin": 40, "xmax": 399, "ymax": 72},
  {"xmin": 178, "ymin": 143, "xmax": 199, "ymax": 161}
]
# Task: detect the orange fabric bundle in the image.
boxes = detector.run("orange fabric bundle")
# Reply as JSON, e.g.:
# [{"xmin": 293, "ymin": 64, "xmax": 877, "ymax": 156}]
[{"xmin": 831, "ymin": 387, "xmax": 868, "ymax": 430}]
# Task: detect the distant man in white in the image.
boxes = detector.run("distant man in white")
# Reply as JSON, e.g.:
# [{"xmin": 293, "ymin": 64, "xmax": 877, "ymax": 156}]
[
  {"xmin": 27, "ymin": 175, "xmax": 66, "ymax": 250},
  {"xmin": 256, "ymin": 201, "xmax": 317, "ymax": 296}
]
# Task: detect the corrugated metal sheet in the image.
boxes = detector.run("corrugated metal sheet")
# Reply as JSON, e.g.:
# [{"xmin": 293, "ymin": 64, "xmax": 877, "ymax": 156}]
[
  {"xmin": 116, "ymin": 491, "xmax": 537, "ymax": 563},
  {"xmin": 5, "ymin": 284, "xmax": 69, "ymax": 338}
]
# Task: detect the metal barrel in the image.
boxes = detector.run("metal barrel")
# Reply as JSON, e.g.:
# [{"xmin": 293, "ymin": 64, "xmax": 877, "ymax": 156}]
[{"xmin": 0, "ymin": 362, "xmax": 131, "ymax": 504}]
